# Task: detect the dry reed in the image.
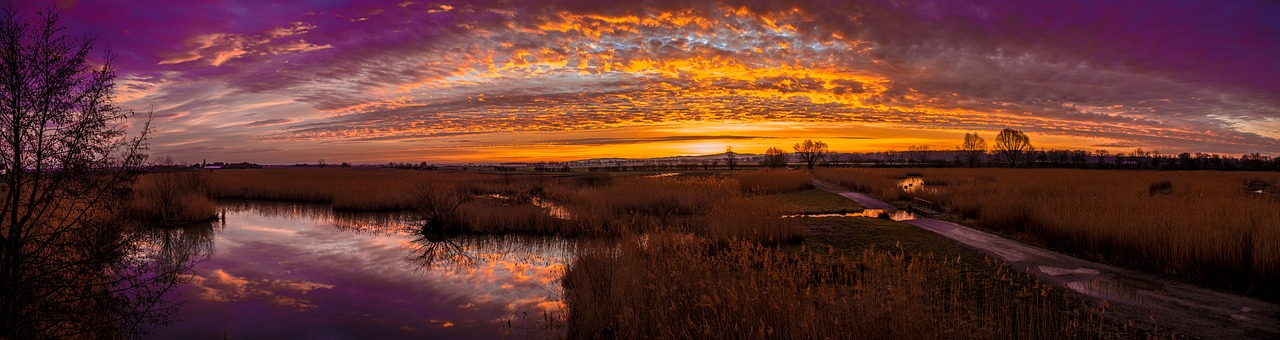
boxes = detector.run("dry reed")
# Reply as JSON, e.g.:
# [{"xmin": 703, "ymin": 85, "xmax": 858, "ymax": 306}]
[
  {"xmin": 550, "ymin": 175, "xmax": 802, "ymax": 243},
  {"xmin": 206, "ymin": 168, "xmax": 493, "ymax": 210},
  {"xmin": 730, "ymin": 169, "xmax": 813, "ymax": 194},
  {"xmin": 207, "ymin": 169, "xmax": 802, "ymax": 243},
  {"xmin": 564, "ymin": 233, "xmax": 1154, "ymax": 339},
  {"xmin": 126, "ymin": 171, "xmax": 216, "ymax": 226}
]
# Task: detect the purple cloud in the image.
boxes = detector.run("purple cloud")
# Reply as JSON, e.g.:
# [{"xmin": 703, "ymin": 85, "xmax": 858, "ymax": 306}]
[{"xmin": 17, "ymin": 0, "xmax": 1279, "ymax": 162}]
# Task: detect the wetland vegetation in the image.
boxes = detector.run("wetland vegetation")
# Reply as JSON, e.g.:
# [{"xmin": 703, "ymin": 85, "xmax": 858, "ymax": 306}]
[{"xmin": 130, "ymin": 167, "xmax": 1198, "ymax": 338}]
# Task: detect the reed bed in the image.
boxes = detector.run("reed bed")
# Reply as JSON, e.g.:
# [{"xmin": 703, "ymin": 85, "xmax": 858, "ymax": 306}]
[
  {"xmin": 549, "ymin": 175, "xmax": 803, "ymax": 243},
  {"xmin": 207, "ymin": 169, "xmax": 802, "ymax": 243},
  {"xmin": 730, "ymin": 169, "xmax": 813, "ymax": 194},
  {"xmin": 815, "ymin": 168, "xmax": 1280, "ymax": 300},
  {"xmin": 700, "ymin": 196, "xmax": 799, "ymax": 245},
  {"xmin": 553, "ymin": 176, "xmax": 737, "ymax": 217},
  {"xmin": 564, "ymin": 233, "xmax": 1153, "ymax": 339},
  {"xmin": 457, "ymin": 197, "xmax": 563, "ymax": 234},
  {"xmin": 125, "ymin": 171, "xmax": 217, "ymax": 226},
  {"xmin": 206, "ymin": 168, "xmax": 495, "ymax": 210}
]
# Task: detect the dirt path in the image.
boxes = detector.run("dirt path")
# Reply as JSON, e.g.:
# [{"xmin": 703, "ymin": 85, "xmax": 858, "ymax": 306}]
[{"xmin": 814, "ymin": 180, "xmax": 1279, "ymax": 339}]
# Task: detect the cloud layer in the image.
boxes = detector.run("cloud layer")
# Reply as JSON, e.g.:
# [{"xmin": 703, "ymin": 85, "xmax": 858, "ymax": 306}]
[{"xmin": 24, "ymin": 0, "xmax": 1280, "ymax": 162}]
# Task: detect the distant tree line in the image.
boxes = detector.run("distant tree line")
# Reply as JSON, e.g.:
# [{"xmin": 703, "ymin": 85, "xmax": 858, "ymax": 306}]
[
  {"xmin": 373, "ymin": 131, "xmax": 1278, "ymax": 173},
  {"xmin": 588, "ymin": 163, "xmax": 707, "ymax": 172},
  {"xmin": 835, "ymin": 128, "xmax": 1280, "ymax": 171}
]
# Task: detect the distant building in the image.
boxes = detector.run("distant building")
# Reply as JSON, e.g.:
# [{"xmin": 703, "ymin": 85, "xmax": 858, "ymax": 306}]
[{"xmin": 201, "ymin": 161, "xmax": 260, "ymax": 169}]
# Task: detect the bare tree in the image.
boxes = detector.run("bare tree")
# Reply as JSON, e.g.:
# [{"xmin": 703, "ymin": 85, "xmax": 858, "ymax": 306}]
[
  {"xmin": 993, "ymin": 128, "xmax": 1032, "ymax": 167},
  {"xmin": 723, "ymin": 146, "xmax": 737, "ymax": 170},
  {"xmin": 0, "ymin": 7, "xmax": 188, "ymax": 338},
  {"xmin": 792, "ymin": 139, "xmax": 829, "ymax": 170},
  {"xmin": 958, "ymin": 132, "xmax": 986, "ymax": 167},
  {"xmin": 760, "ymin": 147, "xmax": 789, "ymax": 168},
  {"xmin": 1095, "ymin": 149, "xmax": 1110, "ymax": 167},
  {"xmin": 907, "ymin": 144, "xmax": 930, "ymax": 163}
]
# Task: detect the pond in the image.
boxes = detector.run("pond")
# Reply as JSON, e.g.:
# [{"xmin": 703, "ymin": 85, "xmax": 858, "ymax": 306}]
[{"xmin": 147, "ymin": 200, "xmax": 571, "ymax": 339}]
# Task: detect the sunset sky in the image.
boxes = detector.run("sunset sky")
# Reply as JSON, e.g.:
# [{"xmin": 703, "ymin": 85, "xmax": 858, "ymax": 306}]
[{"xmin": 25, "ymin": 0, "xmax": 1280, "ymax": 163}]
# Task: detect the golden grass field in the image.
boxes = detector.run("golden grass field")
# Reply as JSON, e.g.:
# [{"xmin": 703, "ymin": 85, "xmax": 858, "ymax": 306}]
[{"xmin": 815, "ymin": 168, "xmax": 1280, "ymax": 300}]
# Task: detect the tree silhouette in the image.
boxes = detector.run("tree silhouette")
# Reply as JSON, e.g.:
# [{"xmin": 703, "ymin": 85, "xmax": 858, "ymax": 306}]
[
  {"xmin": 761, "ymin": 147, "xmax": 789, "ymax": 168},
  {"xmin": 723, "ymin": 146, "xmax": 738, "ymax": 170},
  {"xmin": 0, "ymin": 6, "xmax": 182, "ymax": 338},
  {"xmin": 793, "ymin": 140, "xmax": 829, "ymax": 170},
  {"xmin": 958, "ymin": 132, "xmax": 986, "ymax": 167},
  {"xmin": 993, "ymin": 129, "xmax": 1032, "ymax": 168}
]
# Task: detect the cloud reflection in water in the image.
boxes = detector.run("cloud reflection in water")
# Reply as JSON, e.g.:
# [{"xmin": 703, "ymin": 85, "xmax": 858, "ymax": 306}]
[{"xmin": 148, "ymin": 201, "xmax": 570, "ymax": 339}]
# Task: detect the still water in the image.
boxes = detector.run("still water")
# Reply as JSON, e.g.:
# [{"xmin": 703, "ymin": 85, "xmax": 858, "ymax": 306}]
[
  {"xmin": 148, "ymin": 201, "xmax": 571, "ymax": 339},
  {"xmin": 783, "ymin": 209, "xmax": 917, "ymax": 221}
]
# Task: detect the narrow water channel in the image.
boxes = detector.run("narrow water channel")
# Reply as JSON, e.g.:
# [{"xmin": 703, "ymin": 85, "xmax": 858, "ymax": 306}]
[
  {"xmin": 783, "ymin": 209, "xmax": 917, "ymax": 221},
  {"xmin": 147, "ymin": 201, "xmax": 571, "ymax": 338}
]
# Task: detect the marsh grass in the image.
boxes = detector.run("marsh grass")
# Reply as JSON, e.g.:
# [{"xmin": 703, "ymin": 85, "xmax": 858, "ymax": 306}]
[
  {"xmin": 564, "ymin": 233, "xmax": 1157, "ymax": 339},
  {"xmin": 126, "ymin": 171, "xmax": 217, "ymax": 226},
  {"xmin": 207, "ymin": 168, "xmax": 493, "ymax": 210},
  {"xmin": 730, "ymin": 169, "xmax": 813, "ymax": 194},
  {"xmin": 701, "ymin": 196, "xmax": 800, "ymax": 245},
  {"xmin": 771, "ymin": 189, "xmax": 863, "ymax": 214},
  {"xmin": 552, "ymin": 175, "xmax": 802, "ymax": 243},
  {"xmin": 457, "ymin": 197, "xmax": 562, "ymax": 234},
  {"xmin": 816, "ymin": 168, "xmax": 1280, "ymax": 300},
  {"xmin": 207, "ymin": 169, "xmax": 801, "ymax": 243}
]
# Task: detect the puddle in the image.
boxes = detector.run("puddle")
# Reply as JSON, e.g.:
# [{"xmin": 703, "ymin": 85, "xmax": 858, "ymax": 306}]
[
  {"xmin": 1232, "ymin": 306, "xmax": 1256, "ymax": 320},
  {"xmin": 899, "ymin": 177, "xmax": 925, "ymax": 192},
  {"xmin": 784, "ymin": 209, "xmax": 916, "ymax": 221},
  {"xmin": 1038, "ymin": 265, "xmax": 1101, "ymax": 276},
  {"xmin": 530, "ymin": 197, "xmax": 573, "ymax": 219},
  {"xmin": 898, "ymin": 176, "xmax": 946, "ymax": 196},
  {"xmin": 1065, "ymin": 275, "xmax": 1163, "ymax": 305},
  {"xmin": 644, "ymin": 172, "xmax": 680, "ymax": 178},
  {"xmin": 478, "ymin": 194, "xmax": 573, "ymax": 220}
]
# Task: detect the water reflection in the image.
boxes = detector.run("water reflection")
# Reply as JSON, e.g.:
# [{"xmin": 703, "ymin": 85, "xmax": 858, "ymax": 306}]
[
  {"xmin": 137, "ymin": 221, "xmax": 219, "ymax": 276},
  {"xmin": 899, "ymin": 176, "xmax": 925, "ymax": 192},
  {"xmin": 148, "ymin": 200, "xmax": 571, "ymax": 339},
  {"xmin": 531, "ymin": 197, "xmax": 573, "ymax": 220},
  {"xmin": 783, "ymin": 209, "xmax": 917, "ymax": 221},
  {"xmin": 898, "ymin": 176, "xmax": 947, "ymax": 197},
  {"xmin": 218, "ymin": 199, "xmax": 419, "ymax": 235},
  {"xmin": 4, "ymin": 220, "xmax": 213, "ymax": 338},
  {"xmin": 480, "ymin": 193, "xmax": 574, "ymax": 220},
  {"xmin": 1064, "ymin": 276, "xmax": 1162, "ymax": 305},
  {"xmin": 409, "ymin": 231, "xmax": 477, "ymax": 269}
]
